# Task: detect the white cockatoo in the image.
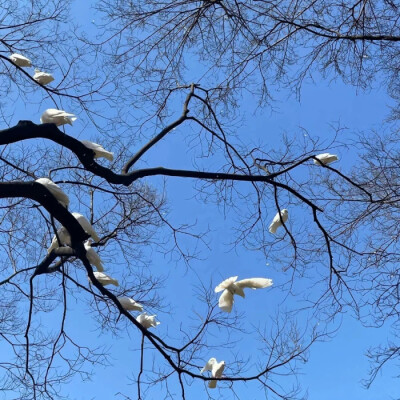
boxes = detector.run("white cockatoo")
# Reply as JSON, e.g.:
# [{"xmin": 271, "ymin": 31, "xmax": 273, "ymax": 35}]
[
  {"xmin": 200, "ymin": 358, "xmax": 225, "ymax": 389},
  {"xmin": 40, "ymin": 108, "xmax": 77, "ymax": 126},
  {"xmin": 313, "ymin": 153, "xmax": 338, "ymax": 166},
  {"xmin": 47, "ymin": 227, "xmax": 71, "ymax": 254},
  {"xmin": 84, "ymin": 240, "xmax": 104, "ymax": 272},
  {"xmin": 35, "ymin": 178, "xmax": 69, "ymax": 208},
  {"xmin": 9, "ymin": 53, "xmax": 32, "ymax": 67},
  {"xmin": 91, "ymin": 271, "xmax": 119, "ymax": 286},
  {"xmin": 33, "ymin": 69, "xmax": 54, "ymax": 85},
  {"xmin": 214, "ymin": 276, "xmax": 273, "ymax": 313},
  {"xmin": 268, "ymin": 209, "xmax": 288, "ymax": 234},
  {"xmin": 81, "ymin": 140, "xmax": 114, "ymax": 161},
  {"xmin": 71, "ymin": 212, "xmax": 100, "ymax": 242},
  {"xmin": 136, "ymin": 313, "xmax": 160, "ymax": 329},
  {"xmin": 117, "ymin": 296, "xmax": 143, "ymax": 312}
]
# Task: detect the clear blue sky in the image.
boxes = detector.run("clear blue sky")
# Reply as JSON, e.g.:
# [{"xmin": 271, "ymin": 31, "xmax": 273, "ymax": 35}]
[{"xmin": 1, "ymin": 2, "xmax": 399, "ymax": 399}]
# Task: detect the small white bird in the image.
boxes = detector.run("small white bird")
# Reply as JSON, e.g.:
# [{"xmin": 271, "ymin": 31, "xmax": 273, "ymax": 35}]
[
  {"xmin": 9, "ymin": 53, "xmax": 32, "ymax": 67},
  {"xmin": 117, "ymin": 296, "xmax": 143, "ymax": 312},
  {"xmin": 84, "ymin": 240, "xmax": 104, "ymax": 272},
  {"xmin": 35, "ymin": 178, "xmax": 69, "ymax": 208},
  {"xmin": 81, "ymin": 140, "xmax": 114, "ymax": 161},
  {"xmin": 313, "ymin": 153, "xmax": 338, "ymax": 166},
  {"xmin": 47, "ymin": 226, "xmax": 71, "ymax": 254},
  {"xmin": 201, "ymin": 358, "xmax": 225, "ymax": 388},
  {"xmin": 215, "ymin": 276, "xmax": 273, "ymax": 313},
  {"xmin": 91, "ymin": 271, "xmax": 119, "ymax": 286},
  {"xmin": 268, "ymin": 209, "xmax": 288, "ymax": 234},
  {"xmin": 71, "ymin": 213, "xmax": 100, "ymax": 242},
  {"xmin": 40, "ymin": 108, "xmax": 77, "ymax": 126},
  {"xmin": 33, "ymin": 69, "xmax": 54, "ymax": 85},
  {"xmin": 136, "ymin": 313, "xmax": 160, "ymax": 329}
]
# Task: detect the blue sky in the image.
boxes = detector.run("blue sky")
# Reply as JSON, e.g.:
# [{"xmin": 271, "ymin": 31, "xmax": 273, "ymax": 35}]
[{"xmin": 1, "ymin": 2, "xmax": 400, "ymax": 400}]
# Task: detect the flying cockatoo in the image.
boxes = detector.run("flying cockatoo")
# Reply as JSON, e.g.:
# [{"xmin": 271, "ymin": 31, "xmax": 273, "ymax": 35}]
[
  {"xmin": 136, "ymin": 313, "xmax": 160, "ymax": 329},
  {"xmin": 214, "ymin": 276, "xmax": 273, "ymax": 313},
  {"xmin": 9, "ymin": 53, "xmax": 32, "ymax": 67},
  {"xmin": 117, "ymin": 296, "xmax": 143, "ymax": 312},
  {"xmin": 268, "ymin": 209, "xmax": 288, "ymax": 234},
  {"xmin": 35, "ymin": 178, "xmax": 69, "ymax": 208},
  {"xmin": 71, "ymin": 212, "xmax": 100, "ymax": 242},
  {"xmin": 200, "ymin": 358, "xmax": 225, "ymax": 389},
  {"xmin": 91, "ymin": 271, "xmax": 119, "ymax": 286},
  {"xmin": 81, "ymin": 140, "xmax": 114, "ymax": 161},
  {"xmin": 33, "ymin": 69, "xmax": 54, "ymax": 85},
  {"xmin": 40, "ymin": 108, "xmax": 77, "ymax": 126},
  {"xmin": 313, "ymin": 153, "xmax": 338, "ymax": 166},
  {"xmin": 47, "ymin": 226, "xmax": 71, "ymax": 254},
  {"xmin": 84, "ymin": 240, "xmax": 104, "ymax": 272}
]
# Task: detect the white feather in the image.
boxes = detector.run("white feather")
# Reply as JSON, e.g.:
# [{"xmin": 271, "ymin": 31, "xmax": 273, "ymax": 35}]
[
  {"xmin": 47, "ymin": 227, "xmax": 71, "ymax": 254},
  {"xmin": 268, "ymin": 209, "xmax": 288, "ymax": 234},
  {"xmin": 117, "ymin": 296, "xmax": 143, "ymax": 311},
  {"xmin": 9, "ymin": 53, "xmax": 31, "ymax": 67},
  {"xmin": 72, "ymin": 213, "xmax": 100, "ymax": 242},
  {"xmin": 36, "ymin": 178, "xmax": 69, "ymax": 208},
  {"xmin": 136, "ymin": 312, "xmax": 160, "ymax": 329},
  {"xmin": 33, "ymin": 69, "xmax": 54, "ymax": 85},
  {"xmin": 313, "ymin": 153, "xmax": 338, "ymax": 166},
  {"xmin": 81, "ymin": 140, "xmax": 114, "ymax": 161},
  {"xmin": 40, "ymin": 108, "xmax": 77, "ymax": 126},
  {"xmin": 91, "ymin": 271, "xmax": 119, "ymax": 286},
  {"xmin": 84, "ymin": 240, "xmax": 104, "ymax": 272}
]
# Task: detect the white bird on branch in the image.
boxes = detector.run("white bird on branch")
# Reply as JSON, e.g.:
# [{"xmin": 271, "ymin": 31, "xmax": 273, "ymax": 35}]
[
  {"xmin": 33, "ymin": 69, "xmax": 54, "ymax": 85},
  {"xmin": 117, "ymin": 296, "xmax": 143, "ymax": 311},
  {"xmin": 9, "ymin": 53, "xmax": 32, "ymax": 67},
  {"xmin": 215, "ymin": 276, "xmax": 273, "ymax": 313},
  {"xmin": 201, "ymin": 357, "xmax": 225, "ymax": 388},
  {"xmin": 91, "ymin": 271, "xmax": 119, "ymax": 286},
  {"xmin": 47, "ymin": 227, "xmax": 71, "ymax": 254},
  {"xmin": 40, "ymin": 108, "xmax": 77, "ymax": 126},
  {"xmin": 84, "ymin": 240, "xmax": 104, "ymax": 272},
  {"xmin": 71, "ymin": 212, "xmax": 100, "ymax": 242},
  {"xmin": 35, "ymin": 177, "xmax": 69, "ymax": 208},
  {"xmin": 313, "ymin": 153, "xmax": 338, "ymax": 166},
  {"xmin": 136, "ymin": 313, "xmax": 160, "ymax": 329},
  {"xmin": 81, "ymin": 140, "xmax": 114, "ymax": 161},
  {"xmin": 268, "ymin": 209, "xmax": 288, "ymax": 234}
]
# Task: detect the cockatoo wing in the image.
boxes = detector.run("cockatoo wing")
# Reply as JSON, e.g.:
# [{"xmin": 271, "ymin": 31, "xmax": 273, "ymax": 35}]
[
  {"xmin": 208, "ymin": 360, "xmax": 225, "ymax": 388},
  {"xmin": 314, "ymin": 153, "xmax": 338, "ymax": 165},
  {"xmin": 117, "ymin": 296, "xmax": 143, "ymax": 311},
  {"xmin": 33, "ymin": 70, "xmax": 54, "ymax": 85},
  {"xmin": 93, "ymin": 272, "xmax": 119, "ymax": 286},
  {"xmin": 236, "ymin": 278, "xmax": 273, "ymax": 290},
  {"xmin": 200, "ymin": 357, "xmax": 216, "ymax": 373},
  {"xmin": 72, "ymin": 213, "xmax": 100, "ymax": 242},
  {"xmin": 268, "ymin": 210, "xmax": 288, "ymax": 234},
  {"xmin": 10, "ymin": 53, "xmax": 31, "ymax": 67},
  {"xmin": 214, "ymin": 276, "xmax": 238, "ymax": 293},
  {"xmin": 47, "ymin": 227, "xmax": 71, "ymax": 254},
  {"xmin": 36, "ymin": 178, "xmax": 69, "ymax": 208},
  {"xmin": 84, "ymin": 242, "xmax": 104, "ymax": 272},
  {"xmin": 81, "ymin": 140, "xmax": 114, "ymax": 161},
  {"xmin": 218, "ymin": 289, "xmax": 234, "ymax": 313}
]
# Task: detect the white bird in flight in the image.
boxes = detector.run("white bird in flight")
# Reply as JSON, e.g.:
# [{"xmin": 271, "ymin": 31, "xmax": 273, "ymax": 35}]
[
  {"xmin": 313, "ymin": 153, "xmax": 338, "ymax": 166},
  {"xmin": 117, "ymin": 296, "xmax": 143, "ymax": 312},
  {"xmin": 201, "ymin": 357, "xmax": 225, "ymax": 388},
  {"xmin": 215, "ymin": 276, "xmax": 273, "ymax": 313},
  {"xmin": 81, "ymin": 140, "xmax": 114, "ymax": 161},
  {"xmin": 91, "ymin": 271, "xmax": 119, "ymax": 286},
  {"xmin": 71, "ymin": 212, "xmax": 100, "ymax": 242},
  {"xmin": 40, "ymin": 109, "xmax": 77, "ymax": 126},
  {"xmin": 35, "ymin": 178, "xmax": 69, "ymax": 208},
  {"xmin": 268, "ymin": 209, "xmax": 288, "ymax": 234},
  {"xmin": 136, "ymin": 313, "xmax": 160, "ymax": 329},
  {"xmin": 84, "ymin": 240, "xmax": 104, "ymax": 272},
  {"xmin": 33, "ymin": 69, "xmax": 54, "ymax": 85},
  {"xmin": 9, "ymin": 53, "xmax": 31, "ymax": 67}
]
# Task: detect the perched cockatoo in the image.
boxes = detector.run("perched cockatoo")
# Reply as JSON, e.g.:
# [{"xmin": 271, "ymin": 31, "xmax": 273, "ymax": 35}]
[
  {"xmin": 84, "ymin": 240, "xmax": 104, "ymax": 272},
  {"xmin": 215, "ymin": 276, "xmax": 273, "ymax": 313},
  {"xmin": 9, "ymin": 53, "xmax": 31, "ymax": 67},
  {"xmin": 136, "ymin": 313, "xmax": 160, "ymax": 329},
  {"xmin": 47, "ymin": 227, "xmax": 71, "ymax": 254},
  {"xmin": 201, "ymin": 358, "xmax": 225, "ymax": 388},
  {"xmin": 81, "ymin": 140, "xmax": 114, "ymax": 161},
  {"xmin": 313, "ymin": 153, "xmax": 338, "ymax": 166},
  {"xmin": 268, "ymin": 209, "xmax": 288, "ymax": 234},
  {"xmin": 71, "ymin": 212, "xmax": 100, "ymax": 242},
  {"xmin": 40, "ymin": 108, "xmax": 77, "ymax": 126},
  {"xmin": 117, "ymin": 296, "xmax": 143, "ymax": 312},
  {"xmin": 33, "ymin": 69, "xmax": 54, "ymax": 85},
  {"xmin": 91, "ymin": 271, "xmax": 119, "ymax": 286},
  {"xmin": 35, "ymin": 178, "xmax": 69, "ymax": 208}
]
